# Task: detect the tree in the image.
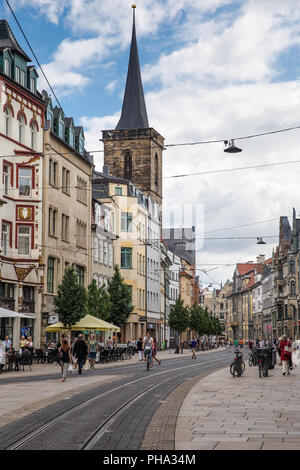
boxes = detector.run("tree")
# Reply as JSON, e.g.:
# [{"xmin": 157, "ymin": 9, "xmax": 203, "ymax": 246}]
[
  {"xmin": 189, "ymin": 303, "xmax": 208, "ymax": 337},
  {"xmin": 169, "ymin": 297, "xmax": 190, "ymax": 346},
  {"xmin": 54, "ymin": 267, "xmax": 87, "ymax": 329},
  {"xmin": 86, "ymin": 279, "xmax": 112, "ymax": 322},
  {"xmin": 107, "ymin": 265, "xmax": 133, "ymax": 327}
]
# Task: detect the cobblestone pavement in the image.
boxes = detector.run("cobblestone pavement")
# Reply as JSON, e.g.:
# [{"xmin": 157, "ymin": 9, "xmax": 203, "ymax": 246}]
[{"xmin": 176, "ymin": 361, "xmax": 300, "ymax": 450}]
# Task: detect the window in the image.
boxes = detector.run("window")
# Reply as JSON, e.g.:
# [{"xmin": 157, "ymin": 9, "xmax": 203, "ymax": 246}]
[
  {"xmin": 103, "ymin": 241, "xmax": 108, "ymax": 265},
  {"xmin": 18, "ymin": 114, "xmax": 25, "ymax": 143},
  {"xmin": 93, "ymin": 237, "xmax": 98, "ymax": 261},
  {"xmin": 121, "ymin": 247, "xmax": 132, "ymax": 269},
  {"xmin": 291, "ymin": 280, "xmax": 296, "ymax": 295},
  {"xmin": 115, "ymin": 186, "xmax": 122, "ymax": 196},
  {"xmin": 30, "ymin": 77, "xmax": 35, "ymax": 93},
  {"xmin": 3, "ymin": 164, "xmax": 10, "ymax": 195},
  {"xmin": 5, "ymin": 107, "xmax": 11, "ymax": 137},
  {"xmin": 108, "ymin": 243, "xmax": 113, "ymax": 267},
  {"xmin": 47, "ymin": 258, "xmax": 55, "ymax": 293},
  {"xmin": 77, "ymin": 177, "xmax": 87, "ymax": 204},
  {"xmin": 61, "ymin": 214, "xmax": 69, "ymax": 241},
  {"xmin": 4, "ymin": 58, "xmax": 10, "ymax": 76},
  {"xmin": 18, "ymin": 226, "xmax": 31, "ymax": 255},
  {"xmin": 18, "ymin": 168, "xmax": 32, "ymax": 196},
  {"xmin": 98, "ymin": 239, "xmax": 103, "ymax": 263},
  {"xmin": 124, "ymin": 151, "xmax": 132, "ymax": 180},
  {"xmin": 76, "ymin": 220, "xmax": 87, "ymax": 248},
  {"xmin": 1, "ymin": 223, "xmax": 9, "ymax": 256},
  {"xmin": 49, "ymin": 160, "xmax": 58, "ymax": 187},
  {"xmin": 155, "ymin": 153, "xmax": 159, "ymax": 189},
  {"xmin": 62, "ymin": 167, "xmax": 70, "ymax": 194},
  {"xmin": 48, "ymin": 207, "xmax": 57, "ymax": 237},
  {"xmin": 290, "ymin": 259, "xmax": 295, "ymax": 274},
  {"xmin": 21, "ymin": 70, "xmax": 25, "ymax": 86},
  {"xmin": 23, "ymin": 285, "xmax": 34, "ymax": 300},
  {"xmin": 30, "ymin": 122, "xmax": 37, "ymax": 150},
  {"xmin": 15, "ymin": 66, "xmax": 20, "ymax": 83},
  {"xmin": 76, "ymin": 265, "xmax": 85, "ymax": 285},
  {"xmin": 121, "ymin": 212, "xmax": 132, "ymax": 232}
]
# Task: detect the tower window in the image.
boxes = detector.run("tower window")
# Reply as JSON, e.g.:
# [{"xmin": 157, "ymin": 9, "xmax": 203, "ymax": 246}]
[
  {"xmin": 155, "ymin": 153, "xmax": 159, "ymax": 189},
  {"xmin": 124, "ymin": 151, "xmax": 133, "ymax": 180}
]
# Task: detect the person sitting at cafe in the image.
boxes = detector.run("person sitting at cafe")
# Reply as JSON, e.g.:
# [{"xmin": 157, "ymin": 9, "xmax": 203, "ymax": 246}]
[
  {"xmin": 19, "ymin": 336, "xmax": 26, "ymax": 354},
  {"xmin": 25, "ymin": 337, "xmax": 35, "ymax": 356},
  {"xmin": 4, "ymin": 336, "xmax": 12, "ymax": 352}
]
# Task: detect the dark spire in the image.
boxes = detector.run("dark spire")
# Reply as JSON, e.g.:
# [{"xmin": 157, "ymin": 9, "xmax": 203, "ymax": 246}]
[{"xmin": 116, "ymin": 5, "xmax": 149, "ymax": 130}]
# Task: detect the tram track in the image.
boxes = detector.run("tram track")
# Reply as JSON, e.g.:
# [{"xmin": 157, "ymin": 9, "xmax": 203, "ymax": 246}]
[{"xmin": 5, "ymin": 354, "xmax": 230, "ymax": 450}]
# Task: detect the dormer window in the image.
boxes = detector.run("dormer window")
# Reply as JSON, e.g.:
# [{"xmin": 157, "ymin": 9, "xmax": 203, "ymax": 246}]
[
  {"xmin": 21, "ymin": 70, "xmax": 25, "ymax": 87},
  {"xmin": 59, "ymin": 121, "xmax": 65, "ymax": 140},
  {"xmin": 30, "ymin": 77, "xmax": 36, "ymax": 93},
  {"xmin": 15, "ymin": 66, "xmax": 20, "ymax": 83},
  {"xmin": 4, "ymin": 58, "xmax": 10, "ymax": 76}
]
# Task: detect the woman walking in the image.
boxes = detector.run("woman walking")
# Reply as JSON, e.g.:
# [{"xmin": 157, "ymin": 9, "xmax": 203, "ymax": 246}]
[
  {"xmin": 152, "ymin": 339, "xmax": 161, "ymax": 365},
  {"xmin": 279, "ymin": 335, "xmax": 292, "ymax": 376},
  {"xmin": 59, "ymin": 338, "xmax": 72, "ymax": 382}
]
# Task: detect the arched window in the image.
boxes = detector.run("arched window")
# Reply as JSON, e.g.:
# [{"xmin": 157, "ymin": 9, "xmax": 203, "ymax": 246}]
[
  {"xmin": 155, "ymin": 153, "xmax": 159, "ymax": 189},
  {"xmin": 18, "ymin": 113, "xmax": 25, "ymax": 144},
  {"xmin": 30, "ymin": 121, "xmax": 38, "ymax": 150},
  {"xmin": 124, "ymin": 151, "xmax": 132, "ymax": 180},
  {"xmin": 5, "ymin": 106, "xmax": 12, "ymax": 137}
]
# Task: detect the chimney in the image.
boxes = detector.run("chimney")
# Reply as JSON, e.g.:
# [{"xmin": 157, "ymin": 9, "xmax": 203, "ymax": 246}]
[{"xmin": 256, "ymin": 255, "xmax": 265, "ymax": 264}]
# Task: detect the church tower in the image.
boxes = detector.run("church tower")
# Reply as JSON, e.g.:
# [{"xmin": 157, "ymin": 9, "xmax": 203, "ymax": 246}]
[{"xmin": 102, "ymin": 5, "xmax": 164, "ymax": 207}]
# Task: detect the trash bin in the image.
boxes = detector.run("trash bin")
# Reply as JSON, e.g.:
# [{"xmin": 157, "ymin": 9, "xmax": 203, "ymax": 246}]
[
  {"xmin": 256, "ymin": 347, "xmax": 270, "ymax": 376},
  {"xmin": 252, "ymin": 347, "xmax": 258, "ymax": 366}
]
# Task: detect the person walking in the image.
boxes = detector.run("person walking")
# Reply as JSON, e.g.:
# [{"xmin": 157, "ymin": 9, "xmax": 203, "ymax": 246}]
[
  {"xmin": 137, "ymin": 337, "xmax": 143, "ymax": 362},
  {"xmin": 59, "ymin": 339, "xmax": 72, "ymax": 382},
  {"xmin": 279, "ymin": 334, "xmax": 292, "ymax": 376},
  {"xmin": 73, "ymin": 334, "xmax": 88, "ymax": 375},
  {"xmin": 191, "ymin": 337, "xmax": 197, "ymax": 359},
  {"xmin": 88, "ymin": 334, "xmax": 98, "ymax": 369},
  {"xmin": 152, "ymin": 339, "xmax": 161, "ymax": 365},
  {"xmin": 71, "ymin": 337, "xmax": 78, "ymax": 369}
]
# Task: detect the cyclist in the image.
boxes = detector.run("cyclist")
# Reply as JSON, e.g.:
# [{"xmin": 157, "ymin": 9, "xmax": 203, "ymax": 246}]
[{"xmin": 143, "ymin": 329, "xmax": 154, "ymax": 369}]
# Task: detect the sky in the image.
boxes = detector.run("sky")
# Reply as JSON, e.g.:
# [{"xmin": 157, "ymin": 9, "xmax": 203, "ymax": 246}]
[{"xmin": 4, "ymin": 0, "xmax": 300, "ymax": 288}]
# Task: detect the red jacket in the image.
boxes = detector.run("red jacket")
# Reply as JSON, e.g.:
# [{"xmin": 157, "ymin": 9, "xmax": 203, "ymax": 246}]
[{"xmin": 279, "ymin": 340, "xmax": 291, "ymax": 361}]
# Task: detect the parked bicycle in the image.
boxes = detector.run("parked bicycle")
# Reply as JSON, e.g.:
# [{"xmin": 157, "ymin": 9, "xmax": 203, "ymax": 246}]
[{"xmin": 230, "ymin": 348, "xmax": 245, "ymax": 377}]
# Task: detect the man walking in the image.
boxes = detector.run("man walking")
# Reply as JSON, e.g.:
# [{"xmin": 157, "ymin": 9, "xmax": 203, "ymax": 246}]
[
  {"xmin": 88, "ymin": 334, "xmax": 98, "ymax": 369},
  {"xmin": 73, "ymin": 334, "xmax": 88, "ymax": 375}
]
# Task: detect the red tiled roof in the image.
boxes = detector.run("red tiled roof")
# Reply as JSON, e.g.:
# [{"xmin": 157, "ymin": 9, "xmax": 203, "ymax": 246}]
[{"xmin": 236, "ymin": 263, "xmax": 256, "ymax": 276}]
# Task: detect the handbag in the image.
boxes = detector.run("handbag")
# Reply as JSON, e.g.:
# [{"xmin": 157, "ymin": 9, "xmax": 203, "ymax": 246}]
[{"xmin": 68, "ymin": 363, "xmax": 73, "ymax": 372}]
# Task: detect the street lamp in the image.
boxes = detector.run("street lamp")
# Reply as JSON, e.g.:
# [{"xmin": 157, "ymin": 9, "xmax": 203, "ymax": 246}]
[{"xmin": 224, "ymin": 139, "xmax": 242, "ymax": 153}]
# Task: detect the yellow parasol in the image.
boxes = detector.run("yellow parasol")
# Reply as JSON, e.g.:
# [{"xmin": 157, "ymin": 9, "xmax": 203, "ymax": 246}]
[{"xmin": 46, "ymin": 314, "xmax": 120, "ymax": 333}]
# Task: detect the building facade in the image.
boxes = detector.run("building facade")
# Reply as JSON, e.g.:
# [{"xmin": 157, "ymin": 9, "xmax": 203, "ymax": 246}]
[
  {"xmin": 0, "ymin": 20, "xmax": 45, "ymax": 348},
  {"xmin": 41, "ymin": 92, "xmax": 93, "ymax": 346}
]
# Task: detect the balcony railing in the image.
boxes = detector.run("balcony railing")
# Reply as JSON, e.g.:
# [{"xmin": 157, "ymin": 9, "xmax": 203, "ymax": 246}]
[
  {"xmin": 20, "ymin": 300, "xmax": 35, "ymax": 313},
  {"xmin": 0, "ymin": 298, "xmax": 15, "ymax": 310}
]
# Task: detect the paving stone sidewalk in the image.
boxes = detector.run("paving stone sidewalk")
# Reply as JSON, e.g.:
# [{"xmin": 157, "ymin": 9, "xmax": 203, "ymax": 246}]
[{"xmin": 176, "ymin": 362, "xmax": 300, "ymax": 450}]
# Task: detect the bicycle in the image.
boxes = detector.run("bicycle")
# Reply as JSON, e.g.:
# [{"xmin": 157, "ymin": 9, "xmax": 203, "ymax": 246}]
[
  {"xmin": 248, "ymin": 351, "xmax": 254, "ymax": 367},
  {"xmin": 144, "ymin": 345, "xmax": 152, "ymax": 372},
  {"xmin": 258, "ymin": 354, "xmax": 269, "ymax": 377},
  {"xmin": 230, "ymin": 349, "xmax": 245, "ymax": 377}
]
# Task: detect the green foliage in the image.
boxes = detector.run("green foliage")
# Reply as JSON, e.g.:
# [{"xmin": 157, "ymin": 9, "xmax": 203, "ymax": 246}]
[
  {"xmin": 107, "ymin": 265, "xmax": 134, "ymax": 327},
  {"xmin": 87, "ymin": 279, "xmax": 112, "ymax": 322},
  {"xmin": 189, "ymin": 304, "xmax": 223, "ymax": 336},
  {"xmin": 169, "ymin": 297, "xmax": 190, "ymax": 336},
  {"xmin": 54, "ymin": 267, "xmax": 87, "ymax": 328}
]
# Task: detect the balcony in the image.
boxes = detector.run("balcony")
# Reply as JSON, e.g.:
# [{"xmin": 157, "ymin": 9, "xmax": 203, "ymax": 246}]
[
  {"xmin": 20, "ymin": 300, "xmax": 35, "ymax": 313},
  {"xmin": 0, "ymin": 298, "xmax": 15, "ymax": 310}
]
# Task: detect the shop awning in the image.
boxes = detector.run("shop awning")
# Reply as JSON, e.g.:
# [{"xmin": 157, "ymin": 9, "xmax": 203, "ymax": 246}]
[
  {"xmin": 0, "ymin": 307, "xmax": 35, "ymax": 319},
  {"xmin": 45, "ymin": 314, "xmax": 120, "ymax": 333}
]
